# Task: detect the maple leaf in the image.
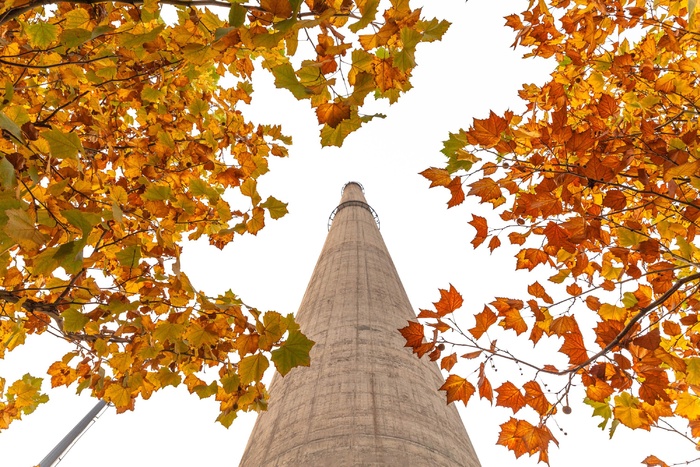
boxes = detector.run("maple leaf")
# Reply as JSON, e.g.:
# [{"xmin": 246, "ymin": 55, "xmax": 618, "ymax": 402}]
[
  {"xmin": 496, "ymin": 382, "xmax": 526, "ymax": 413},
  {"xmin": 468, "ymin": 306, "xmax": 497, "ymax": 339},
  {"xmin": 399, "ymin": 321, "xmax": 426, "ymax": 349},
  {"xmin": 468, "ymin": 111, "xmax": 508, "ymax": 148},
  {"xmin": 315, "ymin": 102, "xmax": 351, "ymax": 128},
  {"xmin": 515, "ymin": 249, "xmax": 549, "ymax": 271},
  {"xmin": 468, "ymin": 215, "xmax": 488, "ymax": 248},
  {"xmin": 467, "ymin": 178, "xmax": 501, "ymax": 203},
  {"xmin": 497, "ymin": 418, "xmax": 558, "ymax": 463},
  {"xmin": 433, "ymin": 284, "xmax": 463, "ymax": 316},
  {"xmin": 440, "ymin": 374, "xmax": 475, "ymax": 405},
  {"xmin": 559, "ymin": 331, "xmax": 588, "ymax": 365}
]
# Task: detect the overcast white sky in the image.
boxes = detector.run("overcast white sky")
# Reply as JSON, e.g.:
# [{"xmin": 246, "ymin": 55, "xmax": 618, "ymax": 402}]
[{"xmin": 1, "ymin": 2, "xmax": 696, "ymax": 466}]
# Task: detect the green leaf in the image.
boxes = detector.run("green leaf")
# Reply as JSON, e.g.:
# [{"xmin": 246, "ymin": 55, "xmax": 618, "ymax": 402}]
[
  {"xmin": 194, "ymin": 381, "xmax": 218, "ymax": 399},
  {"xmin": 418, "ymin": 18, "xmax": 450, "ymax": 42},
  {"xmin": 62, "ymin": 209, "xmax": 101, "ymax": 236},
  {"xmin": 229, "ymin": 3, "xmax": 247, "ymax": 28},
  {"xmin": 271, "ymin": 330, "xmax": 314, "ymax": 376},
  {"xmin": 59, "ymin": 28, "xmax": 92, "ymax": 48},
  {"xmin": 349, "ymin": 0, "xmax": 379, "ymax": 33},
  {"xmin": 320, "ymin": 113, "xmax": 384, "ymax": 147},
  {"xmin": 61, "ymin": 308, "xmax": 90, "ymax": 332},
  {"xmin": 216, "ymin": 410, "xmax": 237, "ymax": 428},
  {"xmin": 115, "ymin": 245, "xmax": 141, "ymax": 268},
  {"xmin": 0, "ymin": 111, "xmax": 25, "ymax": 144},
  {"xmin": 119, "ymin": 25, "xmax": 164, "ymax": 49},
  {"xmin": 143, "ymin": 183, "xmax": 172, "ymax": 201},
  {"xmin": 53, "ymin": 240, "xmax": 85, "ymax": 275},
  {"xmin": 260, "ymin": 196, "xmax": 288, "ymax": 219},
  {"xmin": 238, "ymin": 353, "xmax": 269, "ymax": 385},
  {"xmin": 0, "ymin": 156, "xmax": 16, "ymax": 189},
  {"xmin": 25, "ymin": 22, "xmax": 58, "ymax": 48},
  {"xmin": 42, "ymin": 129, "xmax": 83, "ymax": 159},
  {"xmin": 271, "ymin": 63, "xmax": 311, "ymax": 100}
]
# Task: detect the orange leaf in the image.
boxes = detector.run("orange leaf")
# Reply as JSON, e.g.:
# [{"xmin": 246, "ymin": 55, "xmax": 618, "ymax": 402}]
[
  {"xmin": 467, "ymin": 178, "xmax": 502, "ymax": 203},
  {"xmin": 420, "ymin": 167, "xmax": 451, "ymax": 187},
  {"xmin": 469, "ymin": 306, "xmax": 497, "ymax": 339},
  {"xmin": 468, "ymin": 111, "xmax": 508, "ymax": 147},
  {"xmin": 440, "ymin": 374, "xmax": 475, "ymax": 405},
  {"xmin": 515, "ymin": 249, "xmax": 549, "ymax": 271},
  {"xmin": 527, "ymin": 281, "xmax": 553, "ymax": 304},
  {"xmin": 398, "ymin": 321, "xmax": 425, "ymax": 349},
  {"xmin": 549, "ymin": 315, "xmax": 578, "ymax": 336},
  {"xmin": 523, "ymin": 381, "xmax": 550, "ymax": 416},
  {"xmin": 446, "ymin": 176, "xmax": 465, "ymax": 208},
  {"xmin": 433, "ymin": 284, "xmax": 463, "ymax": 317},
  {"xmin": 497, "ymin": 418, "xmax": 558, "ymax": 463},
  {"xmin": 441, "ymin": 353, "xmax": 458, "ymax": 371},
  {"xmin": 642, "ymin": 455, "xmax": 670, "ymax": 467},
  {"xmin": 495, "ymin": 382, "xmax": 526, "ymax": 413},
  {"xmin": 478, "ymin": 364, "xmax": 493, "ymax": 402},
  {"xmin": 468, "ymin": 215, "xmax": 488, "ymax": 248},
  {"xmin": 315, "ymin": 102, "xmax": 351, "ymax": 128},
  {"xmin": 559, "ymin": 331, "xmax": 588, "ymax": 365}
]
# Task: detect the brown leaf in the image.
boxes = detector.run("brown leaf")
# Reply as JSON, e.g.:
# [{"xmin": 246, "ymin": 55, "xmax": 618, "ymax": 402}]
[{"xmin": 315, "ymin": 102, "xmax": 351, "ymax": 128}]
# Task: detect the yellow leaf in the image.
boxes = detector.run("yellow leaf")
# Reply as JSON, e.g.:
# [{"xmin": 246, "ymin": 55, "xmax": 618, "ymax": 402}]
[{"xmin": 676, "ymin": 392, "xmax": 700, "ymax": 421}]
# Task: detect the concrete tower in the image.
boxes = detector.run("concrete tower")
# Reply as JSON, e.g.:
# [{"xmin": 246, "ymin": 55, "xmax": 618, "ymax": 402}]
[{"xmin": 239, "ymin": 182, "xmax": 480, "ymax": 466}]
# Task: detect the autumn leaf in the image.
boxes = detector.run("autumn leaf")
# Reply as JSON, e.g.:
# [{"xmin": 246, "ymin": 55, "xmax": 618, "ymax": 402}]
[
  {"xmin": 315, "ymin": 102, "xmax": 351, "ymax": 128},
  {"xmin": 496, "ymin": 382, "xmax": 526, "ymax": 413},
  {"xmin": 433, "ymin": 284, "xmax": 463, "ymax": 316},
  {"xmin": 468, "ymin": 215, "xmax": 488, "ymax": 248},
  {"xmin": 239, "ymin": 353, "xmax": 270, "ymax": 386},
  {"xmin": 468, "ymin": 111, "xmax": 508, "ymax": 147},
  {"xmin": 440, "ymin": 374, "xmax": 475, "ymax": 405},
  {"xmin": 468, "ymin": 306, "xmax": 497, "ymax": 339},
  {"xmin": 467, "ymin": 178, "xmax": 501, "ymax": 203}
]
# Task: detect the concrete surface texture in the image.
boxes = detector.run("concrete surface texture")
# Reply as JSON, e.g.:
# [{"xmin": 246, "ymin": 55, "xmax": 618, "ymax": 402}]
[{"xmin": 239, "ymin": 182, "xmax": 481, "ymax": 466}]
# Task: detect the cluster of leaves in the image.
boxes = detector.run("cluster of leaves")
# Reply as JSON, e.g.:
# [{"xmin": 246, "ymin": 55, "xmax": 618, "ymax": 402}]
[
  {"xmin": 0, "ymin": 0, "xmax": 446, "ymax": 429},
  {"xmin": 405, "ymin": 0, "xmax": 700, "ymax": 464}
]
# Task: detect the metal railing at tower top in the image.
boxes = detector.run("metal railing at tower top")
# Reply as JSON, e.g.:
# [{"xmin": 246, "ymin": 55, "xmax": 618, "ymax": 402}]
[{"xmin": 327, "ymin": 200, "xmax": 380, "ymax": 231}]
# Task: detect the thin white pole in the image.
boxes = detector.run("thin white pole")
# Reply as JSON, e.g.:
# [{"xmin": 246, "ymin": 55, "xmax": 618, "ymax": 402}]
[{"xmin": 39, "ymin": 399, "xmax": 109, "ymax": 467}]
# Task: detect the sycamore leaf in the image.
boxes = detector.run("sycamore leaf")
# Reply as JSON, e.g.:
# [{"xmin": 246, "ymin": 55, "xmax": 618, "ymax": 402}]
[
  {"xmin": 42, "ymin": 129, "xmax": 83, "ymax": 159},
  {"xmin": 440, "ymin": 374, "xmax": 475, "ymax": 405},
  {"xmin": 104, "ymin": 383, "xmax": 131, "ymax": 408},
  {"xmin": 496, "ymin": 382, "xmax": 526, "ymax": 413},
  {"xmin": 315, "ymin": 102, "xmax": 351, "ymax": 128},
  {"xmin": 614, "ymin": 392, "xmax": 650, "ymax": 429},
  {"xmin": 5, "ymin": 209, "xmax": 46, "ymax": 247},
  {"xmin": 469, "ymin": 306, "xmax": 497, "ymax": 339},
  {"xmin": 468, "ymin": 215, "xmax": 488, "ymax": 248},
  {"xmin": 61, "ymin": 308, "xmax": 90, "ymax": 333},
  {"xmin": 433, "ymin": 284, "xmax": 463, "ymax": 316},
  {"xmin": 260, "ymin": 196, "xmax": 288, "ymax": 220},
  {"xmin": 7, "ymin": 374, "xmax": 48, "ymax": 414},
  {"xmin": 239, "ymin": 353, "xmax": 269, "ymax": 385},
  {"xmin": 270, "ymin": 330, "xmax": 314, "ymax": 376},
  {"xmin": 399, "ymin": 321, "xmax": 425, "ymax": 349},
  {"xmin": 24, "ymin": 22, "xmax": 58, "ymax": 48}
]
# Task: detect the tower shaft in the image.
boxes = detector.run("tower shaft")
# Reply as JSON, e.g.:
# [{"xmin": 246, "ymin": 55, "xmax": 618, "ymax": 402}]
[{"xmin": 239, "ymin": 183, "xmax": 480, "ymax": 466}]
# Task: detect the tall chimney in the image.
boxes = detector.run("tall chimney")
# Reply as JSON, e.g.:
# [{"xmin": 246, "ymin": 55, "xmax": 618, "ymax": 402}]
[{"xmin": 239, "ymin": 182, "xmax": 480, "ymax": 466}]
